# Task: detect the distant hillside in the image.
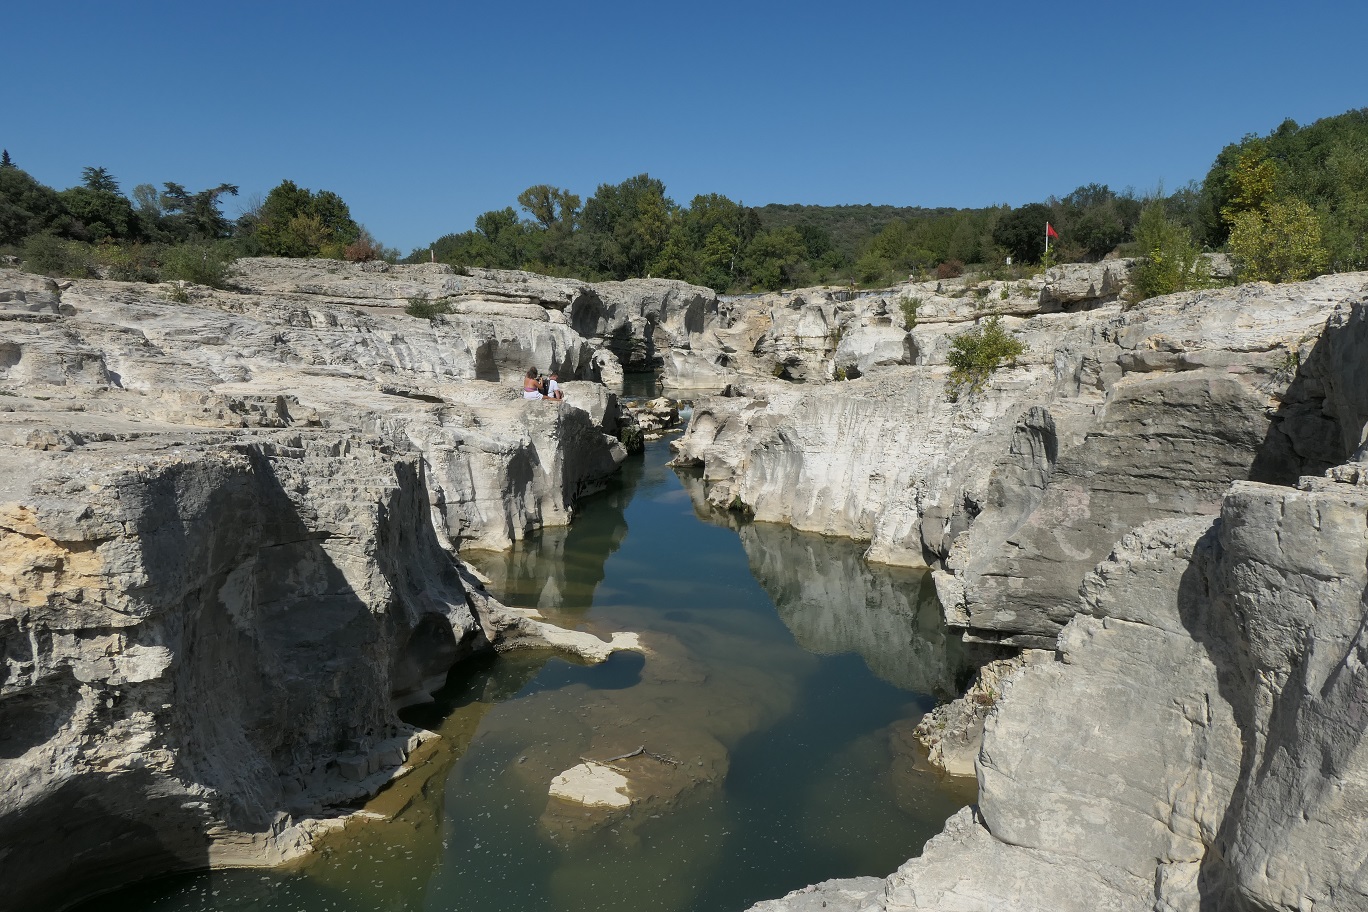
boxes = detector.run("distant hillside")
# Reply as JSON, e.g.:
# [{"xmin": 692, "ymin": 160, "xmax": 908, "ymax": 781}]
[{"xmin": 753, "ymin": 203, "xmax": 987, "ymax": 259}]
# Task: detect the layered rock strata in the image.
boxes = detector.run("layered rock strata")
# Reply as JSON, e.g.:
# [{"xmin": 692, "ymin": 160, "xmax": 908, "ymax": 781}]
[
  {"xmin": 0, "ymin": 261, "xmax": 654, "ymax": 911},
  {"xmin": 760, "ymin": 459, "xmax": 1368, "ymax": 911},
  {"xmin": 675, "ymin": 275, "xmax": 1368, "ymax": 647},
  {"xmin": 743, "ymin": 287, "xmax": 1368, "ymax": 911}
]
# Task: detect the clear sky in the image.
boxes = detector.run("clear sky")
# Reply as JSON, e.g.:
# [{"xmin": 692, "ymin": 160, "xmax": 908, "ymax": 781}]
[{"xmin": 6, "ymin": 0, "xmax": 1365, "ymax": 254}]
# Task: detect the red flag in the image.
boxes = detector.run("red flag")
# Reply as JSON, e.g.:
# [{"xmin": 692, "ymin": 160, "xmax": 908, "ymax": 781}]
[{"xmin": 1046, "ymin": 222, "xmax": 1059, "ymax": 239}]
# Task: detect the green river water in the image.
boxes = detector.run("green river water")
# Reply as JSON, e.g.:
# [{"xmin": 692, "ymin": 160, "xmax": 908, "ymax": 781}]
[{"xmin": 84, "ymin": 432, "xmax": 975, "ymax": 912}]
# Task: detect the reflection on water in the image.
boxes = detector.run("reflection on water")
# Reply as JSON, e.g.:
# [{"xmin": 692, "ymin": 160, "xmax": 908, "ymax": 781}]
[
  {"xmin": 739, "ymin": 523, "xmax": 969, "ymax": 699},
  {"xmin": 84, "ymin": 440, "xmax": 973, "ymax": 912}
]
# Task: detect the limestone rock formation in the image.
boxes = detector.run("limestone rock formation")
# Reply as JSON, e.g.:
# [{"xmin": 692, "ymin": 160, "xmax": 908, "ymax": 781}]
[
  {"xmin": 674, "ymin": 274, "xmax": 1368, "ymax": 647},
  {"xmin": 0, "ymin": 260, "xmax": 653, "ymax": 910},
  {"xmin": 753, "ymin": 453, "xmax": 1368, "ymax": 911},
  {"xmin": 0, "ymin": 431, "xmax": 479, "ymax": 912}
]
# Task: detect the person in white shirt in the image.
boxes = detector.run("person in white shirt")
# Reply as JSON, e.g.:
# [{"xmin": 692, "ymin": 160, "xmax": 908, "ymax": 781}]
[{"xmin": 545, "ymin": 371, "xmax": 564, "ymax": 400}]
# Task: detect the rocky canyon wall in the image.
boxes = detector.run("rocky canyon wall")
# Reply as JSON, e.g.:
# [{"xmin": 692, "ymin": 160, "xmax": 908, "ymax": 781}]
[
  {"xmin": 0, "ymin": 259, "xmax": 676, "ymax": 910},
  {"xmin": 733, "ymin": 279, "xmax": 1368, "ymax": 910},
  {"xmin": 674, "ymin": 274, "xmax": 1368, "ymax": 647}
]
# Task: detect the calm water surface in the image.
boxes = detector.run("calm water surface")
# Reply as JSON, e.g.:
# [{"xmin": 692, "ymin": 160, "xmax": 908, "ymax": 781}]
[{"xmin": 88, "ymin": 437, "xmax": 974, "ymax": 912}]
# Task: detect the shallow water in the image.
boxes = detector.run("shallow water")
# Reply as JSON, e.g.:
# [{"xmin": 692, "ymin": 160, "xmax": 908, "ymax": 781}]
[{"xmin": 85, "ymin": 439, "xmax": 974, "ymax": 912}]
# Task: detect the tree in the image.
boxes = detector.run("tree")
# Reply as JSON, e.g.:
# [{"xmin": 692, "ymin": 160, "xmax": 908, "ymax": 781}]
[
  {"xmin": 160, "ymin": 182, "xmax": 239, "ymax": 241},
  {"xmin": 0, "ymin": 166, "xmax": 69, "ymax": 245},
  {"xmin": 2, "ymin": 150, "xmax": 14, "ymax": 169},
  {"xmin": 58, "ymin": 185, "xmax": 137, "ymax": 241},
  {"xmin": 993, "ymin": 203, "xmax": 1053, "ymax": 263},
  {"xmin": 250, "ymin": 180, "xmax": 360, "ymax": 258},
  {"xmin": 517, "ymin": 184, "xmax": 580, "ymax": 230},
  {"xmin": 80, "ymin": 166, "xmax": 120, "ymax": 195},
  {"xmin": 742, "ymin": 226, "xmax": 807, "ymax": 290},
  {"xmin": 1228, "ymin": 197, "xmax": 1328, "ymax": 283},
  {"xmin": 581, "ymin": 173, "xmax": 675, "ymax": 279},
  {"xmin": 1129, "ymin": 200, "xmax": 1209, "ymax": 301}
]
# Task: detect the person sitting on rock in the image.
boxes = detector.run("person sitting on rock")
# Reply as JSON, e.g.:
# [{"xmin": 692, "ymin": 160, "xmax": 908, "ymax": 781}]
[
  {"xmin": 545, "ymin": 370, "xmax": 564, "ymax": 401},
  {"xmin": 523, "ymin": 367, "xmax": 544, "ymax": 399}
]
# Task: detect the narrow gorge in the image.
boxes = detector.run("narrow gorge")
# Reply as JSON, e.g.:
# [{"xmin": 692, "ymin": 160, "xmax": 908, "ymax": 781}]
[{"xmin": 3, "ymin": 256, "xmax": 1367, "ymax": 912}]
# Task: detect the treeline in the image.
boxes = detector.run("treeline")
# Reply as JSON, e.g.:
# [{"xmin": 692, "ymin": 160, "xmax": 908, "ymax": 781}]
[
  {"xmin": 0, "ymin": 153, "xmax": 394, "ymax": 287},
  {"xmin": 405, "ymin": 175, "xmax": 1150, "ymax": 290},
  {"xmin": 4, "ymin": 108, "xmax": 1367, "ymax": 295},
  {"xmin": 406, "ymin": 108, "xmax": 1368, "ymax": 292}
]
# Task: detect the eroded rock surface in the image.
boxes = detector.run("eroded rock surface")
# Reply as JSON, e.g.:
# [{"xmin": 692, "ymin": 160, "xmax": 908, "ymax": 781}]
[
  {"xmin": 755, "ymin": 458, "xmax": 1368, "ymax": 911},
  {"xmin": 677, "ymin": 275, "xmax": 1368, "ymax": 647},
  {"xmin": 0, "ymin": 260, "xmax": 654, "ymax": 910}
]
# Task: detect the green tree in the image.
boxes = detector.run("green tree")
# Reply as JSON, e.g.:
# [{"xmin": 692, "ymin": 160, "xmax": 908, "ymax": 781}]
[
  {"xmin": 517, "ymin": 184, "xmax": 580, "ymax": 230},
  {"xmin": 742, "ymin": 226, "xmax": 807, "ymax": 290},
  {"xmin": 993, "ymin": 203, "xmax": 1053, "ymax": 263},
  {"xmin": 80, "ymin": 166, "xmax": 121, "ymax": 195},
  {"xmin": 1228, "ymin": 197, "xmax": 1328, "ymax": 283},
  {"xmin": 0, "ymin": 150, "xmax": 13, "ymax": 169},
  {"xmin": 0, "ymin": 166, "xmax": 69, "ymax": 245},
  {"xmin": 58, "ymin": 185, "xmax": 137, "ymax": 241},
  {"xmin": 1219, "ymin": 144, "xmax": 1279, "ymax": 225},
  {"xmin": 250, "ymin": 180, "xmax": 361, "ymax": 258},
  {"xmin": 581, "ymin": 174, "xmax": 675, "ymax": 279},
  {"xmin": 1129, "ymin": 200, "xmax": 1209, "ymax": 301},
  {"xmin": 160, "ymin": 182, "xmax": 239, "ymax": 241},
  {"xmin": 945, "ymin": 316, "xmax": 1026, "ymax": 400}
]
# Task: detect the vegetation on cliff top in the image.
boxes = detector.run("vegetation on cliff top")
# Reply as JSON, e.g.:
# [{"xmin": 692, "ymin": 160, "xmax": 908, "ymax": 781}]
[{"xmin": 3, "ymin": 107, "xmax": 1366, "ymax": 293}]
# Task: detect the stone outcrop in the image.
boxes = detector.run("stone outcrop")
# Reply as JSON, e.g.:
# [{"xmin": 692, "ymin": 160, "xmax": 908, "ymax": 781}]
[
  {"xmin": 675, "ymin": 274, "xmax": 1368, "ymax": 647},
  {"xmin": 761, "ymin": 459, "xmax": 1368, "ymax": 912},
  {"xmin": 746, "ymin": 289, "xmax": 1368, "ymax": 912},
  {"xmin": 0, "ymin": 260, "xmax": 655, "ymax": 911},
  {"xmin": 0, "ymin": 431, "xmax": 478, "ymax": 912}
]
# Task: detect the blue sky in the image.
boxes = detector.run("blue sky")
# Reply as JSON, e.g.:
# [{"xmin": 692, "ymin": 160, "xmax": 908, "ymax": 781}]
[{"xmin": 6, "ymin": 1, "xmax": 1365, "ymax": 254}]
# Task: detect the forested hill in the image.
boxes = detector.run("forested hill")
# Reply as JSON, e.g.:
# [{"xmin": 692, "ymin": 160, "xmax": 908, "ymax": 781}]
[{"xmin": 752, "ymin": 203, "xmax": 984, "ymax": 260}]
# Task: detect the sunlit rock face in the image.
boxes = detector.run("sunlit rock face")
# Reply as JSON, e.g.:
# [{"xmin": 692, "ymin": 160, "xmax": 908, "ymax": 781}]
[
  {"xmin": 746, "ymin": 293, "xmax": 1368, "ymax": 912},
  {"xmin": 0, "ymin": 433, "xmax": 478, "ymax": 912},
  {"xmin": 677, "ymin": 274, "xmax": 1368, "ymax": 647},
  {"xmin": 0, "ymin": 261, "xmax": 646, "ymax": 909},
  {"xmin": 751, "ymin": 463, "xmax": 1368, "ymax": 912}
]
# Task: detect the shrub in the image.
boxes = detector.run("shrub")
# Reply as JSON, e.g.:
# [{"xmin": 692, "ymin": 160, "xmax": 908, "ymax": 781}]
[
  {"xmin": 1228, "ymin": 198, "xmax": 1329, "ymax": 283},
  {"xmin": 21, "ymin": 234, "xmax": 95, "ymax": 278},
  {"xmin": 935, "ymin": 259, "xmax": 964, "ymax": 279},
  {"xmin": 95, "ymin": 242, "xmax": 162, "ymax": 283},
  {"xmin": 945, "ymin": 316, "xmax": 1026, "ymax": 401},
  {"xmin": 344, "ymin": 226, "xmax": 385, "ymax": 262},
  {"xmin": 161, "ymin": 242, "xmax": 234, "ymax": 288},
  {"xmin": 405, "ymin": 297, "xmax": 452, "ymax": 320},
  {"xmin": 900, "ymin": 295, "xmax": 921, "ymax": 329},
  {"xmin": 1129, "ymin": 201, "xmax": 1209, "ymax": 303}
]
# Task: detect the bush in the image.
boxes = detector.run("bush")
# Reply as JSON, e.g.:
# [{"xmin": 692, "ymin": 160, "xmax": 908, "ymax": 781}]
[
  {"xmin": 1228, "ymin": 198, "xmax": 1329, "ymax": 283},
  {"xmin": 945, "ymin": 316, "xmax": 1026, "ymax": 401},
  {"xmin": 21, "ymin": 234, "xmax": 95, "ymax": 278},
  {"xmin": 95, "ymin": 242, "xmax": 162, "ymax": 282},
  {"xmin": 161, "ymin": 242, "xmax": 234, "ymax": 288},
  {"xmin": 405, "ymin": 297, "xmax": 452, "ymax": 320},
  {"xmin": 935, "ymin": 259, "xmax": 964, "ymax": 279},
  {"xmin": 1129, "ymin": 202, "xmax": 1209, "ymax": 303},
  {"xmin": 900, "ymin": 295, "xmax": 921, "ymax": 329}
]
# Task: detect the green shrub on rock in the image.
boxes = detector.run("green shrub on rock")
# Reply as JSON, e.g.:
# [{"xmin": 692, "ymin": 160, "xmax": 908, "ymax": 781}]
[
  {"xmin": 161, "ymin": 242, "xmax": 235, "ymax": 289},
  {"xmin": 21, "ymin": 234, "xmax": 95, "ymax": 278},
  {"xmin": 945, "ymin": 316, "xmax": 1026, "ymax": 401},
  {"xmin": 405, "ymin": 297, "xmax": 452, "ymax": 320}
]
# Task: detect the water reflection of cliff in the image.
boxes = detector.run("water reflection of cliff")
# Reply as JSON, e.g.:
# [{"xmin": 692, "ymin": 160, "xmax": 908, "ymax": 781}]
[
  {"xmin": 738, "ymin": 522, "xmax": 971, "ymax": 700},
  {"xmin": 463, "ymin": 454, "xmax": 643, "ymax": 615}
]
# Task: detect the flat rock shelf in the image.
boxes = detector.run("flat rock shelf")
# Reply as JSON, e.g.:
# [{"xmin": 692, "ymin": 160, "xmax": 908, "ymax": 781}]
[{"xmin": 81, "ymin": 439, "xmax": 976, "ymax": 912}]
